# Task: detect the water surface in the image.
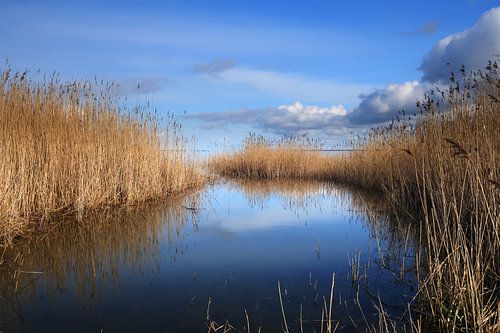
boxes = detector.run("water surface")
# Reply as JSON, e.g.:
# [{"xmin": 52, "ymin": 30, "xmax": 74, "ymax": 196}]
[{"xmin": 0, "ymin": 180, "xmax": 417, "ymax": 332}]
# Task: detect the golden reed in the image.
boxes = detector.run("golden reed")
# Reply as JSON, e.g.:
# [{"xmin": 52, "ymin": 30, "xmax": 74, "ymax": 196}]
[
  {"xmin": 209, "ymin": 134, "xmax": 337, "ymax": 180},
  {"xmin": 0, "ymin": 68, "xmax": 204, "ymax": 244}
]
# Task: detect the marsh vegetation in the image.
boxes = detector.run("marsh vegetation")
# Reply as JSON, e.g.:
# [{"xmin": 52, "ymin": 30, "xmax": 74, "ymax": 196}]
[{"xmin": 0, "ymin": 69, "xmax": 204, "ymax": 244}]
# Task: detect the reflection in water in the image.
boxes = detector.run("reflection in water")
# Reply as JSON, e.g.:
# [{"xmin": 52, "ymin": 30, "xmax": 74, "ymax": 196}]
[
  {"xmin": 227, "ymin": 179, "xmax": 419, "ymax": 329},
  {"xmin": 229, "ymin": 179, "xmax": 334, "ymax": 209},
  {"xmin": 0, "ymin": 181, "xmax": 417, "ymax": 332},
  {"xmin": 0, "ymin": 194, "xmax": 200, "ymax": 330}
]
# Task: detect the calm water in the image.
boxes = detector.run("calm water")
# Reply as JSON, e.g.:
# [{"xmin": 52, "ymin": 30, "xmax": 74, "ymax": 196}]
[{"xmin": 0, "ymin": 180, "xmax": 417, "ymax": 332}]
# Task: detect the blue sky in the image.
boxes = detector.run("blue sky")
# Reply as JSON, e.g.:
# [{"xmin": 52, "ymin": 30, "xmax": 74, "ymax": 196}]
[{"xmin": 1, "ymin": 0, "xmax": 499, "ymax": 148}]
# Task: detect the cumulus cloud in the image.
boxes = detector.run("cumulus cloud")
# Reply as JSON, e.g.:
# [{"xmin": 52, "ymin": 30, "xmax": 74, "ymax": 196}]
[
  {"xmin": 348, "ymin": 8, "xmax": 500, "ymax": 124},
  {"xmin": 265, "ymin": 102, "xmax": 347, "ymax": 130},
  {"xmin": 347, "ymin": 81, "xmax": 427, "ymax": 124},
  {"xmin": 420, "ymin": 7, "xmax": 500, "ymax": 83},
  {"xmin": 187, "ymin": 102, "xmax": 348, "ymax": 134},
  {"xmin": 189, "ymin": 84, "xmax": 426, "ymax": 132}
]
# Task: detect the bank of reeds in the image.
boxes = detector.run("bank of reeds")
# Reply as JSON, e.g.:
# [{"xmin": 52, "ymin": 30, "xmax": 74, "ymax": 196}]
[
  {"xmin": 210, "ymin": 63, "xmax": 500, "ymax": 332},
  {"xmin": 209, "ymin": 134, "xmax": 337, "ymax": 180},
  {"xmin": 337, "ymin": 66, "xmax": 499, "ymax": 332},
  {"xmin": 0, "ymin": 68, "xmax": 205, "ymax": 244}
]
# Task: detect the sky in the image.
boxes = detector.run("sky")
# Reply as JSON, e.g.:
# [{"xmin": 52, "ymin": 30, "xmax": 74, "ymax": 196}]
[{"xmin": 1, "ymin": 0, "xmax": 499, "ymax": 149}]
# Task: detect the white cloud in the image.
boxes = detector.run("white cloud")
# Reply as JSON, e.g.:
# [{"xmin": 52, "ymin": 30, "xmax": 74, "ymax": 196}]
[
  {"xmin": 187, "ymin": 83, "xmax": 427, "ymax": 132},
  {"xmin": 265, "ymin": 102, "xmax": 346, "ymax": 130},
  {"xmin": 420, "ymin": 6, "xmax": 500, "ymax": 83},
  {"xmin": 348, "ymin": 8, "xmax": 500, "ymax": 124},
  {"xmin": 347, "ymin": 81, "xmax": 427, "ymax": 124},
  {"xmin": 278, "ymin": 102, "xmax": 347, "ymax": 116},
  {"xmin": 189, "ymin": 84, "xmax": 425, "ymax": 132},
  {"xmin": 187, "ymin": 101, "xmax": 348, "ymax": 133}
]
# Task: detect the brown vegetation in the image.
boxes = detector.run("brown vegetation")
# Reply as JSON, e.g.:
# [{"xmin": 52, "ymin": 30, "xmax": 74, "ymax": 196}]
[
  {"xmin": 209, "ymin": 134, "xmax": 337, "ymax": 180},
  {"xmin": 0, "ymin": 68, "xmax": 204, "ymax": 244}
]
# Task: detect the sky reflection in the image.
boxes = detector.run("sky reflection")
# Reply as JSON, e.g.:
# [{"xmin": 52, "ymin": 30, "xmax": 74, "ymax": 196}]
[{"xmin": 0, "ymin": 181, "xmax": 416, "ymax": 332}]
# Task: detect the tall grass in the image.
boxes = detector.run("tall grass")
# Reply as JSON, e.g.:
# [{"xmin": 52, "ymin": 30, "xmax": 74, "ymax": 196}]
[
  {"xmin": 209, "ymin": 134, "xmax": 336, "ymax": 180},
  {"xmin": 338, "ymin": 65, "xmax": 499, "ymax": 332},
  {"xmin": 210, "ymin": 63, "xmax": 500, "ymax": 331},
  {"xmin": 0, "ymin": 68, "xmax": 204, "ymax": 244}
]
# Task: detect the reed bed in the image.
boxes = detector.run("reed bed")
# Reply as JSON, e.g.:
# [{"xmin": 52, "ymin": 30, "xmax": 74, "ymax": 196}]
[
  {"xmin": 209, "ymin": 134, "xmax": 337, "ymax": 180},
  {"xmin": 338, "ymin": 65, "xmax": 500, "ymax": 332},
  {"xmin": 210, "ymin": 63, "xmax": 500, "ymax": 332},
  {"xmin": 0, "ymin": 68, "xmax": 205, "ymax": 244}
]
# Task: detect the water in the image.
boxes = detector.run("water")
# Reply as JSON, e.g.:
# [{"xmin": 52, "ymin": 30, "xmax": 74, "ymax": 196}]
[{"xmin": 0, "ymin": 180, "xmax": 417, "ymax": 332}]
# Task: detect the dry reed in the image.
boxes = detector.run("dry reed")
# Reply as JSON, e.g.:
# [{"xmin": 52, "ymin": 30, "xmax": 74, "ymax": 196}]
[
  {"xmin": 209, "ymin": 134, "xmax": 337, "ymax": 180},
  {"xmin": 338, "ymin": 64, "xmax": 500, "ymax": 332},
  {"xmin": 0, "ymin": 68, "xmax": 205, "ymax": 244}
]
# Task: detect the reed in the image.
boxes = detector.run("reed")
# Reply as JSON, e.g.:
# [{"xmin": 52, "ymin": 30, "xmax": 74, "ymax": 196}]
[
  {"xmin": 209, "ymin": 134, "xmax": 337, "ymax": 180},
  {"xmin": 210, "ymin": 62, "xmax": 500, "ymax": 331},
  {"xmin": 0, "ymin": 68, "xmax": 205, "ymax": 244},
  {"xmin": 340, "ymin": 65, "xmax": 499, "ymax": 332}
]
